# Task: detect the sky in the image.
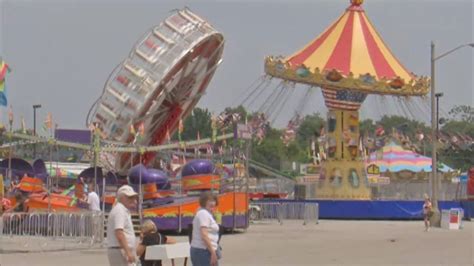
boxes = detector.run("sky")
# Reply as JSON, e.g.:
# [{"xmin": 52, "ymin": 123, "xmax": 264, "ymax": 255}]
[{"xmin": 0, "ymin": 0, "xmax": 472, "ymax": 130}]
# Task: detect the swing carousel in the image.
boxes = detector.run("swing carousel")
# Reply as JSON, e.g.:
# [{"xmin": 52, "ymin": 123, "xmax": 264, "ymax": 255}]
[{"xmin": 263, "ymin": 0, "xmax": 430, "ymax": 199}]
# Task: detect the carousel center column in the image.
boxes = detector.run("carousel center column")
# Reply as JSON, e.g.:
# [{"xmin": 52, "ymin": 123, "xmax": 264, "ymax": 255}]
[{"xmin": 317, "ymin": 87, "xmax": 372, "ymax": 199}]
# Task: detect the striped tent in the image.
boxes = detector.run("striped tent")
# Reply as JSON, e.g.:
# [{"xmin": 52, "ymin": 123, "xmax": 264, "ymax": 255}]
[
  {"xmin": 367, "ymin": 142, "xmax": 453, "ymax": 173},
  {"xmin": 286, "ymin": 1, "xmax": 413, "ymax": 82},
  {"xmin": 264, "ymin": 0, "xmax": 430, "ymax": 104}
]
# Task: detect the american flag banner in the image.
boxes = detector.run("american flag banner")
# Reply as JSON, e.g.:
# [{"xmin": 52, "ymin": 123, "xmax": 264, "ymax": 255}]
[{"xmin": 322, "ymin": 88, "xmax": 367, "ymax": 111}]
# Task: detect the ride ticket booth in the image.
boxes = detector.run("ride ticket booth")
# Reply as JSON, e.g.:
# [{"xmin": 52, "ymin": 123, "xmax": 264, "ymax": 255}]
[{"xmin": 441, "ymin": 208, "xmax": 464, "ymax": 230}]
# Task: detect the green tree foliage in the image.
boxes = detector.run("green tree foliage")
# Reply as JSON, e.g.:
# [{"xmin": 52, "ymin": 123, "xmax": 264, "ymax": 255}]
[
  {"xmin": 251, "ymin": 127, "xmax": 285, "ymax": 170},
  {"xmin": 295, "ymin": 113, "xmax": 325, "ymax": 147},
  {"xmin": 442, "ymin": 120, "xmax": 474, "ymax": 138},
  {"xmin": 359, "ymin": 119, "xmax": 376, "ymax": 135},
  {"xmin": 377, "ymin": 115, "xmax": 429, "ymax": 139},
  {"xmin": 439, "ymin": 105, "xmax": 474, "ymax": 171},
  {"xmin": 173, "ymin": 107, "xmax": 212, "ymax": 141},
  {"xmin": 224, "ymin": 105, "xmax": 248, "ymax": 123},
  {"xmin": 448, "ymin": 105, "xmax": 474, "ymax": 123}
]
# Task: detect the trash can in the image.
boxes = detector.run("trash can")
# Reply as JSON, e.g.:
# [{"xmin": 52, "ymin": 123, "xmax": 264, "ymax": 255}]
[{"xmin": 441, "ymin": 208, "xmax": 463, "ymax": 230}]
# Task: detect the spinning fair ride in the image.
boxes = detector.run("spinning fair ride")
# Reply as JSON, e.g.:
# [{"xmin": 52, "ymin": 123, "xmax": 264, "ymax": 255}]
[
  {"xmin": 88, "ymin": 8, "xmax": 224, "ymax": 174},
  {"xmin": 264, "ymin": 0, "xmax": 430, "ymax": 199}
]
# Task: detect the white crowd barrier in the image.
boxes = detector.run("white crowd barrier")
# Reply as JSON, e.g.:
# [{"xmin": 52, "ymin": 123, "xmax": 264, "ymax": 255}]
[
  {"xmin": 0, "ymin": 211, "xmax": 104, "ymax": 250},
  {"xmin": 249, "ymin": 201, "xmax": 319, "ymax": 225}
]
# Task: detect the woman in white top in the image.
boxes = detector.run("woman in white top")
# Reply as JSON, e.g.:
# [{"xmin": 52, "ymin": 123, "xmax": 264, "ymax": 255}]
[
  {"xmin": 190, "ymin": 192, "xmax": 220, "ymax": 266},
  {"xmin": 423, "ymin": 193, "xmax": 433, "ymax": 232}
]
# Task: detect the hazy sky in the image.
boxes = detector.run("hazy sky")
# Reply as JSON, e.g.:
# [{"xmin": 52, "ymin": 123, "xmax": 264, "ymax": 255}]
[{"xmin": 0, "ymin": 0, "xmax": 472, "ymax": 130}]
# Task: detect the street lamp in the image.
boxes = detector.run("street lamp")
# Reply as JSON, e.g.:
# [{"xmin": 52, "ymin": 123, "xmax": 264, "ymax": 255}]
[
  {"xmin": 430, "ymin": 41, "xmax": 473, "ymax": 226},
  {"xmin": 435, "ymin": 93, "xmax": 443, "ymax": 134},
  {"xmin": 33, "ymin": 104, "xmax": 42, "ymax": 158}
]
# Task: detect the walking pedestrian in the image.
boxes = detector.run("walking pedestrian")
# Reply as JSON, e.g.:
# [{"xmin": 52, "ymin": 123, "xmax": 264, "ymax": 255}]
[
  {"xmin": 107, "ymin": 185, "xmax": 138, "ymax": 266},
  {"xmin": 423, "ymin": 193, "xmax": 433, "ymax": 232},
  {"xmin": 87, "ymin": 182, "xmax": 101, "ymax": 212},
  {"xmin": 190, "ymin": 191, "xmax": 221, "ymax": 266}
]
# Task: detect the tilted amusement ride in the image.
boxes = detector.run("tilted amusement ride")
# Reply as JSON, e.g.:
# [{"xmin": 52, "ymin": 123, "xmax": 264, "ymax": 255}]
[
  {"xmin": 2, "ymin": 8, "xmax": 248, "ymax": 231},
  {"xmin": 87, "ymin": 8, "xmax": 224, "ymax": 174}
]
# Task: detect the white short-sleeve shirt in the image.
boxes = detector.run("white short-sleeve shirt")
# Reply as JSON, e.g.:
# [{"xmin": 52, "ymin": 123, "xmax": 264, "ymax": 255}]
[
  {"xmin": 87, "ymin": 191, "xmax": 101, "ymax": 212},
  {"xmin": 106, "ymin": 202, "xmax": 136, "ymax": 249},
  {"xmin": 191, "ymin": 208, "xmax": 219, "ymax": 250}
]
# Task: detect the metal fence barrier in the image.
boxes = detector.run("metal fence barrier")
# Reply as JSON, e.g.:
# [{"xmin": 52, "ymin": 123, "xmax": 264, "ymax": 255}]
[
  {"xmin": 249, "ymin": 201, "xmax": 319, "ymax": 225},
  {"xmin": 0, "ymin": 211, "xmax": 104, "ymax": 251}
]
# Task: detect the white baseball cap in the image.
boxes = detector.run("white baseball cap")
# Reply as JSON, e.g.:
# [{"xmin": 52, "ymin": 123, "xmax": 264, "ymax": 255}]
[{"xmin": 117, "ymin": 185, "xmax": 138, "ymax": 197}]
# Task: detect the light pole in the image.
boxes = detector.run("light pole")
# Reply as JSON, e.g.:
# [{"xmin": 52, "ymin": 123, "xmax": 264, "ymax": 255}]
[
  {"xmin": 435, "ymin": 93, "xmax": 443, "ymax": 134},
  {"xmin": 430, "ymin": 41, "xmax": 473, "ymax": 226},
  {"xmin": 32, "ymin": 104, "xmax": 42, "ymax": 158}
]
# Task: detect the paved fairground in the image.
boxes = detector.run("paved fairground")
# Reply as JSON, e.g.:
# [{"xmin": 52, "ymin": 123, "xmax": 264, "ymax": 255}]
[{"xmin": 1, "ymin": 220, "xmax": 473, "ymax": 266}]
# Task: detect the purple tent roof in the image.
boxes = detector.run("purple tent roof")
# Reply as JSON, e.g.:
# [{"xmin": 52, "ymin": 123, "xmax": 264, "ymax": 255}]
[{"xmin": 55, "ymin": 129, "xmax": 91, "ymax": 144}]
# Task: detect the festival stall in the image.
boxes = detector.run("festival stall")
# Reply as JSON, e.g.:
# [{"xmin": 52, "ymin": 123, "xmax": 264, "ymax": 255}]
[{"xmin": 366, "ymin": 142, "xmax": 457, "ymax": 200}]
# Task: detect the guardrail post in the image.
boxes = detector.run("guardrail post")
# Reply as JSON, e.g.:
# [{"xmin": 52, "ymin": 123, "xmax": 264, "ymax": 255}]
[
  {"xmin": 315, "ymin": 203, "xmax": 319, "ymax": 225},
  {"xmin": 303, "ymin": 203, "xmax": 307, "ymax": 226},
  {"xmin": 278, "ymin": 202, "xmax": 283, "ymax": 225},
  {"xmin": 178, "ymin": 206, "xmax": 182, "ymax": 233}
]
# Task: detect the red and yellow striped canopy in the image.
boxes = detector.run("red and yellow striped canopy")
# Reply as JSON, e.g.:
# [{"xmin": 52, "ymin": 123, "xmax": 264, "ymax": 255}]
[
  {"xmin": 286, "ymin": 1, "xmax": 412, "ymax": 81},
  {"xmin": 264, "ymin": 0, "xmax": 430, "ymax": 97}
]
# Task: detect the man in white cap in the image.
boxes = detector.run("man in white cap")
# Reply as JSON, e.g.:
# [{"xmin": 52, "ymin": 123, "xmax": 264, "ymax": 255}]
[{"xmin": 107, "ymin": 185, "xmax": 138, "ymax": 266}]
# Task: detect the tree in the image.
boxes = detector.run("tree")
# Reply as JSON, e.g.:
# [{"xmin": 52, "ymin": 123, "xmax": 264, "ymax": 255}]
[
  {"xmin": 377, "ymin": 115, "xmax": 429, "ymax": 140},
  {"xmin": 448, "ymin": 105, "xmax": 474, "ymax": 123},
  {"xmin": 251, "ymin": 127, "xmax": 285, "ymax": 170},
  {"xmin": 173, "ymin": 107, "xmax": 212, "ymax": 141},
  {"xmin": 359, "ymin": 119, "xmax": 376, "ymax": 135},
  {"xmin": 296, "ymin": 113, "xmax": 325, "ymax": 147},
  {"xmin": 224, "ymin": 105, "xmax": 248, "ymax": 123},
  {"xmin": 442, "ymin": 120, "xmax": 474, "ymax": 138}
]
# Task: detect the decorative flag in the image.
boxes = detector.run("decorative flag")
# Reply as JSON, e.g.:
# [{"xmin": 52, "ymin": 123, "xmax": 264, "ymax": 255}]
[
  {"xmin": 211, "ymin": 116, "xmax": 217, "ymax": 143},
  {"xmin": 89, "ymin": 123, "xmax": 96, "ymax": 132},
  {"xmin": 166, "ymin": 127, "xmax": 171, "ymax": 143},
  {"xmin": 133, "ymin": 122, "xmax": 145, "ymax": 144},
  {"xmin": 0, "ymin": 60, "xmax": 11, "ymax": 80},
  {"xmin": 138, "ymin": 122, "xmax": 145, "ymax": 136},
  {"xmin": 178, "ymin": 119, "xmax": 184, "ymax": 134},
  {"xmin": 218, "ymin": 146, "xmax": 224, "ymax": 155},
  {"xmin": 8, "ymin": 105, "xmax": 13, "ymax": 129},
  {"xmin": 89, "ymin": 123, "xmax": 107, "ymax": 139},
  {"xmin": 21, "ymin": 116, "xmax": 26, "ymax": 134},
  {"xmin": 0, "ymin": 60, "xmax": 11, "ymax": 106},
  {"xmin": 42, "ymin": 113, "xmax": 53, "ymax": 134},
  {"xmin": 178, "ymin": 119, "xmax": 184, "ymax": 142},
  {"xmin": 129, "ymin": 124, "xmax": 136, "ymax": 136},
  {"xmin": 375, "ymin": 125, "xmax": 385, "ymax": 136}
]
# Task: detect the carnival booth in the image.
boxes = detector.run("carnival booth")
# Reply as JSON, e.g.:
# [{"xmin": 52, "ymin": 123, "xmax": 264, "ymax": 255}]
[{"xmin": 367, "ymin": 142, "xmax": 456, "ymax": 200}]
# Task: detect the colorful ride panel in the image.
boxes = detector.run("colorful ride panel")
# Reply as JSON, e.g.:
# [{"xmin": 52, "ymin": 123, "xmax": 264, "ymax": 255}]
[{"xmin": 143, "ymin": 192, "xmax": 248, "ymax": 230}]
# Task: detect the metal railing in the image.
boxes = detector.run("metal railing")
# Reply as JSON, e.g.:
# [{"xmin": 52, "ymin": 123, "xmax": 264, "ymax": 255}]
[
  {"xmin": 0, "ymin": 211, "xmax": 104, "ymax": 251},
  {"xmin": 250, "ymin": 201, "xmax": 319, "ymax": 225}
]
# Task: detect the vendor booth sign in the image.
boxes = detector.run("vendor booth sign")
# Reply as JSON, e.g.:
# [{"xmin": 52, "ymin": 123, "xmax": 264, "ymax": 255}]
[
  {"xmin": 368, "ymin": 175, "xmax": 390, "ymax": 186},
  {"xmin": 300, "ymin": 163, "xmax": 320, "ymax": 175},
  {"xmin": 297, "ymin": 175, "xmax": 320, "ymax": 184}
]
